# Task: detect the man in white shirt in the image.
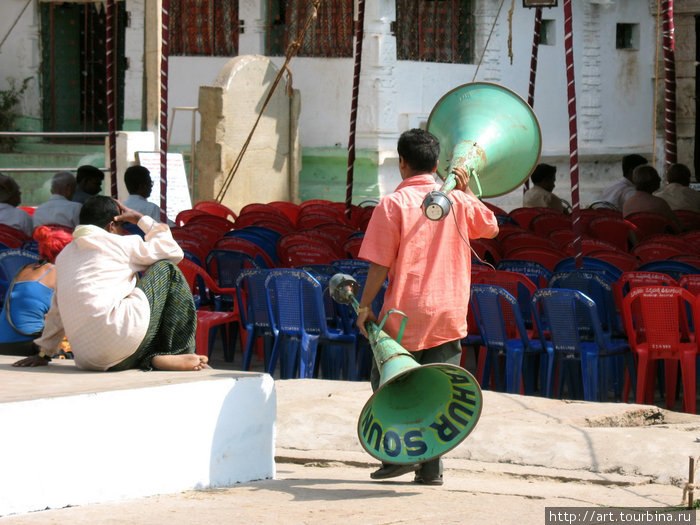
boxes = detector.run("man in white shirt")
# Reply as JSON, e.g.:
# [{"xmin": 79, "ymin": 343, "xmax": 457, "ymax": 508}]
[
  {"xmin": 655, "ymin": 163, "xmax": 700, "ymax": 213},
  {"xmin": 522, "ymin": 163, "xmax": 568, "ymax": 213},
  {"xmin": 14, "ymin": 196, "xmax": 208, "ymax": 372},
  {"xmin": 32, "ymin": 171, "xmax": 82, "ymax": 230},
  {"xmin": 122, "ymin": 165, "xmax": 175, "ymax": 226},
  {"xmin": 599, "ymin": 154, "xmax": 648, "ymax": 211},
  {"xmin": 0, "ymin": 173, "xmax": 33, "ymax": 236}
]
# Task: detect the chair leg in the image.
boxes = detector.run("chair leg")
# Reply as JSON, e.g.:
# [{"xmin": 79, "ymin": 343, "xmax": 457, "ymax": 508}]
[
  {"xmin": 681, "ymin": 352, "xmax": 697, "ymax": 414},
  {"xmin": 636, "ymin": 353, "xmax": 651, "ymax": 405}
]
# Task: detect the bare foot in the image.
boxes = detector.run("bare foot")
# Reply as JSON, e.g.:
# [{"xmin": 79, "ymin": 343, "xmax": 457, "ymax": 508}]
[{"xmin": 151, "ymin": 354, "xmax": 210, "ymax": 371}]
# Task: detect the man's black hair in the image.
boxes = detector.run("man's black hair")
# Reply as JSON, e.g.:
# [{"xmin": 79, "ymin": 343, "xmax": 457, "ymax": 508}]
[
  {"xmin": 76, "ymin": 165, "xmax": 104, "ymax": 184},
  {"xmin": 397, "ymin": 129, "xmax": 440, "ymax": 173},
  {"xmin": 530, "ymin": 163, "xmax": 556, "ymax": 184},
  {"xmin": 666, "ymin": 163, "xmax": 692, "ymax": 186},
  {"xmin": 622, "ymin": 154, "xmax": 648, "ymax": 180},
  {"xmin": 124, "ymin": 165, "xmax": 151, "ymax": 194},
  {"xmin": 79, "ymin": 195, "xmax": 119, "ymax": 228}
]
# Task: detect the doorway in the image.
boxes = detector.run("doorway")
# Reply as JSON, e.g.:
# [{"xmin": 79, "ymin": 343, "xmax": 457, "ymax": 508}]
[{"xmin": 40, "ymin": 2, "xmax": 126, "ymax": 135}]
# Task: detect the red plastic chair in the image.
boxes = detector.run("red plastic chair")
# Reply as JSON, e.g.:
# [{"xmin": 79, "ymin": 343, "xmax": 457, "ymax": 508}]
[
  {"xmin": 502, "ymin": 233, "xmax": 558, "ymax": 256},
  {"xmin": 18, "ymin": 206, "xmax": 35, "ymax": 216},
  {"xmin": 548, "ymin": 229, "xmax": 575, "ymax": 246},
  {"xmin": 587, "ymin": 250, "xmax": 639, "ymax": 272},
  {"xmin": 641, "ymin": 234, "xmax": 696, "ymax": 253},
  {"xmin": 679, "ymin": 274, "xmax": 700, "ymax": 296},
  {"xmin": 239, "ymin": 203, "xmax": 290, "ymax": 219},
  {"xmin": 193, "ymin": 200, "xmax": 237, "ymax": 221},
  {"xmin": 178, "ymin": 259, "xmax": 241, "ymax": 361},
  {"xmin": 481, "ymin": 201, "xmax": 508, "ymax": 215},
  {"xmin": 182, "ymin": 223, "xmax": 223, "ymax": 250},
  {"xmin": 186, "ymin": 214, "xmax": 235, "ymax": 234},
  {"xmin": 470, "ymin": 238, "xmax": 503, "ymax": 265},
  {"xmin": 299, "ymin": 199, "xmax": 334, "ymax": 209},
  {"xmin": 587, "ymin": 216, "xmax": 637, "ymax": 251},
  {"xmin": 622, "ymin": 286, "xmax": 697, "ymax": 413},
  {"xmin": 0, "ymin": 231, "xmax": 25, "ymax": 249},
  {"xmin": 626, "ymin": 212, "xmax": 681, "ymax": 241},
  {"xmin": 267, "ymin": 201, "xmax": 301, "ymax": 225},
  {"xmin": 613, "ymin": 270, "xmax": 678, "ymax": 317},
  {"xmin": 577, "ymin": 208, "xmax": 622, "ymax": 233},
  {"xmin": 343, "ymin": 236, "xmax": 364, "ymax": 259},
  {"xmin": 496, "ymin": 222, "xmax": 527, "ymax": 243},
  {"xmin": 473, "ymin": 269, "xmax": 538, "ymax": 332},
  {"xmin": 631, "ymin": 242, "xmax": 685, "ymax": 263},
  {"xmin": 565, "ymin": 238, "xmax": 620, "ymax": 256},
  {"xmin": 0, "ymin": 224, "xmax": 30, "ymax": 242},
  {"xmin": 234, "ymin": 212, "xmax": 294, "ymax": 233},
  {"xmin": 671, "ymin": 255, "xmax": 700, "ymax": 268},
  {"xmin": 214, "ymin": 237, "xmax": 275, "ymax": 268},
  {"xmin": 509, "ymin": 207, "xmax": 563, "ymax": 230},
  {"xmin": 675, "ymin": 209, "xmax": 700, "ymax": 231},
  {"xmin": 504, "ymin": 247, "xmax": 565, "ymax": 272},
  {"xmin": 175, "ymin": 208, "xmax": 209, "ymax": 227},
  {"xmin": 530, "ymin": 214, "xmax": 572, "ymax": 237}
]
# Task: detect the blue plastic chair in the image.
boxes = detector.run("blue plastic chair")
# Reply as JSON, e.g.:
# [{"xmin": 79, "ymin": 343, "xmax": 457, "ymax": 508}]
[
  {"xmin": 348, "ymin": 272, "xmax": 388, "ymax": 381},
  {"xmin": 235, "ymin": 269, "xmax": 274, "ymax": 371},
  {"xmin": 636, "ymin": 260, "xmax": 699, "ymax": 281},
  {"xmin": 549, "ymin": 270, "xmax": 622, "ymax": 337},
  {"xmin": 0, "ymin": 249, "xmax": 41, "ymax": 304},
  {"xmin": 553, "ymin": 256, "xmax": 622, "ymax": 283},
  {"xmin": 225, "ymin": 227, "xmax": 280, "ymax": 266},
  {"xmin": 496, "ymin": 259, "xmax": 552, "ymax": 288},
  {"xmin": 532, "ymin": 288, "xmax": 632, "ymax": 402},
  {"xmin": 264, "ymin": 269, "xmax": 357, "ymax": 380},
  {"xmin": 470, "ymin": 284, "xmax": 552, "ymax": 396},
  {"xmin": 206, "ymin": 249, "xmax": 262, "ymax": 310},
  {"xmin": 331, "ymin": 259, "xmax": 370, "ymax": 276}
]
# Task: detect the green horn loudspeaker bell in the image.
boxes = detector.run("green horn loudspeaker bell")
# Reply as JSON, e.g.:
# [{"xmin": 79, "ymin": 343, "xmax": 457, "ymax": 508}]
[
  {"xmin": 422, "ymin": 82, "xmax": 542, "ymax": 220},
  {"xmin": 329, "ymin": 274, "xmax": 483, "ymax": 465}
]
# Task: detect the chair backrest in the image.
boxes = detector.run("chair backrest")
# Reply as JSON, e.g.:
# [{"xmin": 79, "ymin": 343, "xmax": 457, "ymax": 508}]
[
  {"xmin": 635, "ymin": 260, "xmax": 699, "ymax": 281},
  {"xmin": 586, "ymin": 250, "xmax": 639, "ymax": 272},
  {"xmin": 613, "ymin": 271, "xmax": 678, "ymax": 314},
  {"xmin": 509, "ymin": 207, "xmax": 562, "ymax": 230},
  {"xmin": 332, "ymin": 258, "xmax": 370, "ymax": 275},
  {"xmin": 193, "ymin": 200, "xmax": 237, "ymax": 221},
  {"xmin": 182, "ymin": 222, "xmax": 223, "ymax": 249},
  {"xmin": 622, "ymin": 286, "xmax": 694, "ymax": 349},
  {"xmin": 234, "ymin": 211, "xmax": 294, "ymax": 233},
  {"xmin": 186, "ymin": 214, "xmax": 235, "ymax": 234},
  {"xmin": 175, "ymin": 208, "xmax": 209, "ymax": 227},
  {"xmin": 675, "ymin": 209, "xmax": 700, "ymax": 231},
  {"xmin": 530, "ymin": 214, "xmax": 572, "ymax": 236},
  {"xmin": 626, "ymin": 211, "xmax": 681, "ymax": 240},
  {"xmin": 473, "ymin": 270, "xmax": 537, "ymax": 328},
  {"xmin": 631, "ymin": 242, "xmax": 685, "ymax": 263},
  {"xmin": 206, "ymin": 249, "xmax": 260, "ymax": 288},
  {"xmin": 235, "ymin": 268, "xmax": 273, "ymax": 330},
  {"xmin": 679, "ymin": 274, "xmax": 700, "ymax": 296},
  {"xmin": 586, "ymin": 216, "xmax": 636, "ymax": 251},
  {"xmin": 531, "ymin": 288, "xmax": 606, "ymax": 352},
  {"xmin": 224, "ymin": 227, "xmax": 280, "ymax": 264},
  {"xmin": 496, "ymin": 259, "xmax": 552, "ymax": 288},
  {"xmin": 0, "ymin": 224, "xmax": 30, "ymax": 242},
  {"xmin": 264, "ymin": 269, "xmax": 328, "ymax": 336},
  {"xmin": 552, "ymin": 256, "xmax": 622, "ymax": 283},
  {"xmin": 470, "ymin": 284, "xmax": 530, "ymax": 346},
  {"xmin": 503, "ymin": 247, "xmax": 564, "ymax": 272},
  {"xmin": 0, "ymin": 249, "xmax": 41, "ymax": 281},
  {"xmin": 501, "ymin": 232, "xmax": 558, "ymax": 255},
  {"xmin": 214, "ymin": 236, "xmax": 275, "ymax": 268},
  {"xmin": 266, "ymin": 201, "xmax": 301, "ymax": 225},
  {"xmin": 470, "ymin": 238, "xmax": 503, "ymax": 265},
  {"xmin": 549, "ymin": 269, "xmax": 619, "ymax": 335}
]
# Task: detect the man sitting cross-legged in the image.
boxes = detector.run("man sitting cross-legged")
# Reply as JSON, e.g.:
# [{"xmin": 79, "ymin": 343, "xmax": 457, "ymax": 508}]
[{"xmin": 14, "ymin": 196, "xmax": 207, "ymax": 372}]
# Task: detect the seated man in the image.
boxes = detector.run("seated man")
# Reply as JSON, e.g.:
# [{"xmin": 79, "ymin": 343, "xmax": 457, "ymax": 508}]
[
  {"xmin": 14, "ymin": 196, "xmax": 207, "ymax": 372},
  {"xmin": 0, "ymin": 173, "xmax": 33, "ymax": 236},
  {"xmin": 655, "ymin": 163, "xmax": 700, "ymax": 213},
  {"xmin": 33, "ymin": 171, "xmax": 82, "ymax": 230},
  {"xmin": 122, "ymin": 165, "xmax": 174, "ymax": 225},
  {"xmin": 599, "ymin": 154, "xmax": 648, "ymax": 211},
  {"xmin": 623, "ymin": 164, "xmax": 680, "ymax": 228},
  {"xmin": 72, "ymin": 165, "xmax": 104, "ymax": 204},
  {"xmin": 522, "ymin": 163, "xmax": 568, "ymax": 213}
]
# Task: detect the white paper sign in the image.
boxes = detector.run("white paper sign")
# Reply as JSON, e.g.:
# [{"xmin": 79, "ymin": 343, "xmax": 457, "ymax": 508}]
[{"xmin": 135, "ymin": 152, "xmax": 192, "ymax": 222}]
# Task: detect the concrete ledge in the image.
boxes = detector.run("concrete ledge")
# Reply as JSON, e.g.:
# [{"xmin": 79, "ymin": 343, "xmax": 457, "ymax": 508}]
[{"xmin": 0, "ymin": 358, "xmax": 276, "ymax": 517}]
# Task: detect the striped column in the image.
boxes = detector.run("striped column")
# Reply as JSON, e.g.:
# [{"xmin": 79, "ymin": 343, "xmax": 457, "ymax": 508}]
[
  {"xmin": 524, "ymin": 7, "xmax": 542, "ymax": 193},
  {"xmin": 563, "ymin": 0, "xmax": 582, "ymax": 268},
  {"xmin": 345, "ymin": 0, "xmax": 366, "ymax": 218},
  {"xmin": 160, "ymin": 0, "xmax": 169, "ymax": 222},
  {"xmin": 106, "ymin": 0, "xmax": 117, "ymax": 198},
  {"xmin": 662, "ymin": 0, "xmax": 677, "ymax": 169}
]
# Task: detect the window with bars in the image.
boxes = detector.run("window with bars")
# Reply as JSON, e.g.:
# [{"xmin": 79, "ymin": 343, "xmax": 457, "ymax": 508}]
[
  {"xmin": 266, "ymin": 0, "xmax": 353, "ymax": 58},
  {"xmin": 395, "ymin": 0, "xmax": 474, "ymax": 64},
  {"xmin": 170, "ymin": 0, "xmax": 239, "ymax": 56}
]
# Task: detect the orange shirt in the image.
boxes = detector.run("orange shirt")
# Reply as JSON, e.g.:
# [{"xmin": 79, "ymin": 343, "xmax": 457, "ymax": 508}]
[{"xmin": 358, "ymin": 174, "xmax": 499, "ymax": 352}]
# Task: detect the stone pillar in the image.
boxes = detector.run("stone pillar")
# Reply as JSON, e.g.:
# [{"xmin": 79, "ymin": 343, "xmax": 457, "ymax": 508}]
[
  {"xmin": 196, "ymin": 55, "xmax": 301, "ymax": 213},
  {"xmin": 144, "ymin": 0, "xmax": 162, "ymax": 135}
]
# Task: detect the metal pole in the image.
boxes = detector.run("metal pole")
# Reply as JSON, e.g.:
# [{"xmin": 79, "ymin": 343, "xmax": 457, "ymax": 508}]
[
  {"xmin": 106, "ymin": 0, "xmax": 118, "ymax": 198},
  {"xmin": 345, "ymin": 0, "xmax": 366, "ymax": 218},
  {"xmin": 160, "ymin": 0, "xmax": 169, "ymax": 222},
  {"xmin": 662, "ymin": 0, "xmax": 677, "ymax": 169},
  {"xmin": 563, "ymin": 0, "xmax": 582, "ymax": 268}
]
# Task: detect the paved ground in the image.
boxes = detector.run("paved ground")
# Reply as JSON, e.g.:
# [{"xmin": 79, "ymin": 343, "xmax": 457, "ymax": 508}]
[{"xmin": 2, "ymin": 351, "xmax": 700, "ymax": 524}]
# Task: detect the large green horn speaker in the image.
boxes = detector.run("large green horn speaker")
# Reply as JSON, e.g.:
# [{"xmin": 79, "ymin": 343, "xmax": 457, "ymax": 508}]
[
  {"xmin": 422, "ymin": 82, "xmax": 542, "ymax": 220},
  {"xmin": 330, "ymin": 274, "xmax": 483, "ymax": 465}
]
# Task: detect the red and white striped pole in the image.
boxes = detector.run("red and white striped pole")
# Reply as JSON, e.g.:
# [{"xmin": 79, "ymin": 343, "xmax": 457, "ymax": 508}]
[
  {"xmin": 662, "ymin": 0, "xmax": 677, "ymax": 170},
  {"xmin": 563, "ymin": 0, "xmax": 582, "ymax": 268},
  {"xmin": 106, "ymin": 0, "xmax": 117, "ymax": 198},
  {"xmin": 159, "ymin": 0, "xmax": 169, "ymax": 222},
  {"xmin": 524, "ymin": 7, "xmax": 542, "ymax": 193},
  {"xmin": 345, "ymin": 0, "xmax": 366, "ymax": 218}
]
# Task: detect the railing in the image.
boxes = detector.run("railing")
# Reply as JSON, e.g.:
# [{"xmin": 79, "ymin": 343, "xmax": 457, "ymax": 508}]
[{"xmin": 0, "ymin": 131, "xmax": 109, "ymax": 172}]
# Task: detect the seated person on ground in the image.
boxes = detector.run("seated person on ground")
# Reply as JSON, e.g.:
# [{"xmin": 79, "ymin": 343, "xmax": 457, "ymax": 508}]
[
  {"xmin": 0, "ymin": 173, "xmax": 33, "ymax": 237},
  {"xmin": 14, "ymin": 196, "xmax": 208, "ymax": 372},
  {"xmin": 122, "ymin": 165, "xmax": 175, "ymax": 226},
  {"xmin": 522, "ymin": 163, "xmax": 568, "ymax": 214},
  {"xmin": 32, "ymin": 171, "xmax": 82, "ymax": 231},
  {"xmin": 622, "ymin": 164, "xmax": 681, "ymax": 229},
  {"xmin": 72, "ymin": 165, "xmax": 104, "ymax": 204},
  {"xmin": 0, "ymin": 226, "xmax": 73, "ymax": 356},
  {"xmin": 655, "ymin": 163, "xmax": 700, "ymax": 214}
]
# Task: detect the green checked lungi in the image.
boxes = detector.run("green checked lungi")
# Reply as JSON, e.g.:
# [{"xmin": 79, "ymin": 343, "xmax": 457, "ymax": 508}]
[{"xmin": 109, "ymin": 260, "xmax": 197, "ymax": 371}]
